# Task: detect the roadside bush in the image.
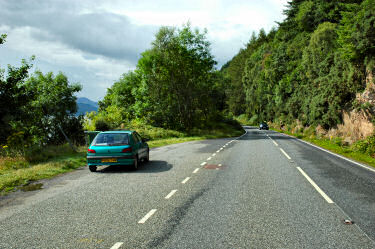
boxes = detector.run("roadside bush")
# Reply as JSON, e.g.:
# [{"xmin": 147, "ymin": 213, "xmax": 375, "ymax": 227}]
[
  {"xmin": 352, "ymin": 135, "xmax": 375, "ymax": 156},
  {"xmin": 95, "ymin": 119, "xmax": 111, "ymax": 131},
  {"xmin": 24, "ymin": 146, "xmax": 49, "ymax": 163}
]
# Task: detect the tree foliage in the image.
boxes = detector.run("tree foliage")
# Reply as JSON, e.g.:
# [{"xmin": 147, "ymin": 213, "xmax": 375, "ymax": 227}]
[
  {"xmin": 96, "ymin": 24, "xmax": 225, "ymax": 131},
  {"xmin": 223, "ymin": 0, "xmax": 373, "ymax": 128},
  {"xmin": 0, "ymin": 35, "xmax": 84, "ymax": 146}
]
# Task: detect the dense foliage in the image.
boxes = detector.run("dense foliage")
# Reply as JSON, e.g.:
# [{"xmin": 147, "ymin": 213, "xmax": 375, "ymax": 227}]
[
  {"xmin": 95, "ymin": 24, "xmax": 228, "ymax": 131},
  {"xmin": 0, "ymin": 36, "xmax": 84, "ymax": 149},
  {"xmin": 223, "ymin": 0, "xmax": 375, "ymax": 129}
]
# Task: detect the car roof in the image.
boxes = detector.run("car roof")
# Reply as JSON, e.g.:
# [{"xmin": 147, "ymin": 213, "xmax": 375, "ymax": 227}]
[{"xmin": 99, "ymin": 130, "xmax": 133, "ymax": 134}]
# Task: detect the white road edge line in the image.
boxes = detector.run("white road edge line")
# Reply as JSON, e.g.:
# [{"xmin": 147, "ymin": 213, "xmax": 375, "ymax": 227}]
[
  {"xmin": 272, "ymin": 140, "xmax": 278, "ymax": 146},
  {"xmin": 280, "ymin": 148, "xmax": 291, "ymax": 160},
  {"xmin": 193, "ymin": 168, "xmax": 200, "ymax": 174},
  {"xmin": 181, "ymin": 177, "xmax": 190, "ymax": 184},
  {"xmin": 110, "ymin": 242, "xmax": 124, "ymax": 249},
  {"xmin": 138, "ymin": 209, "xmax": 157, "ymax": 224},
  {"xmin": 165, "ymin": 190, "xmax": 178, "ymax": 199},
  {"xmin": 297, "ymin": 167, "xmax": 334, "ymax": 204},
  {"xmin": 281, "ymin": 133, "xmax": 375, "ymax": 173},
  {"xmin": 200, "ymin": 162, "xmax": 207, "ymax": 166},
  {"xmin": 207, "ymin": 157, "xmax": 212, "ymax": 161}
]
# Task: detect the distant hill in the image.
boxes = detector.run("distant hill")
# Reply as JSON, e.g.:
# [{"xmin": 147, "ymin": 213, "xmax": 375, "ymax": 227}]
[{"xmin": 76, "ymin": 97, "xmax": 98, "ymax": 116}]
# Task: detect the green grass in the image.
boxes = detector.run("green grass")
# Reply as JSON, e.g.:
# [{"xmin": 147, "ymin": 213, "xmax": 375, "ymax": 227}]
[
  {"xmin": 0, "ymin": 123, "xmax": 244, "ymax": 195},
  {"xmin": 274, "ymin": 129, "xmax": 375, "ymax": 169},
  {"xmin": 0, "ymin": 147, "xmax": 86, "ymax": 195}
]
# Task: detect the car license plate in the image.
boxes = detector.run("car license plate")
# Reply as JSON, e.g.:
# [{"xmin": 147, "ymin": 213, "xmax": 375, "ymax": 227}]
[{"xmin": 101, "ymin": 158, "xmax": 117, "ymax": 163}]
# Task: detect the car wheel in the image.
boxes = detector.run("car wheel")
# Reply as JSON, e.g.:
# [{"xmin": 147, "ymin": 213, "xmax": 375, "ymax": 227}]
[
  {"xmin": 144, "ymin": 149, "xmax": 150, "ymax": 162},
  {"xmin": 89, "ymin": 165, "xmax": 97, "ymax": 172},
  {"xmin": 132, "ymin": 155, "xmax": 139, "ymax": 170}
]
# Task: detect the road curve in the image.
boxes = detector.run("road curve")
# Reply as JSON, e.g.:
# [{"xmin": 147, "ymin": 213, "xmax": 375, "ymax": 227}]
[{"xmin": 0, "ymin": 127, "xmax": 374, "ymax": 248}]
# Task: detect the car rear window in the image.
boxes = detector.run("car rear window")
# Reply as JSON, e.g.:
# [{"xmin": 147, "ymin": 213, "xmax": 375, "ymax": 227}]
[{"xmin": 92, "ymin": 133, "xmax": 129, "ymax": 146}]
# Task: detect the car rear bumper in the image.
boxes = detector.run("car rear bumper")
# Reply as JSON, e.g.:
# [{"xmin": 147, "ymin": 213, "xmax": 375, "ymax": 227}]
[{"xmin": 87, "ymin": 155, "xmax": 135, "ymax": 166}]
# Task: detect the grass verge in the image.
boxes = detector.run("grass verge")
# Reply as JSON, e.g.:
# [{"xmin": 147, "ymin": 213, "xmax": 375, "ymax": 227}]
[
  {"xmin": 1, "ymin": 123, "xmax": 244, "ymax": 195},
  {"xmin": 0, "ymin": 147, "xmax": 86, "ymax": 196},
  {"xmin": 274, "ymin": 129, "xmax": 375, "ymax": 169}
]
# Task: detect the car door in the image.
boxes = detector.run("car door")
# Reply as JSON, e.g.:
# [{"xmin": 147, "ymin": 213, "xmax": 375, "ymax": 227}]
[{"xmin": 133, "ymin": 132, "xmax": 146, "ymax": 158}]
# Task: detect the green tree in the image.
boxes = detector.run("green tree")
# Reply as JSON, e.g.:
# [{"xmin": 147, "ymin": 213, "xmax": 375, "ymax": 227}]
[
  {"xmin": 24, "ymin": 71, "xmax": 82, "ymax": 145},
  {"xmin": 0, "ymin": 57, "xmax": 34, "ymax": 144},
  {"xmin": 136, "ymin": 24, "xmax": 217, "ymax": 129}
]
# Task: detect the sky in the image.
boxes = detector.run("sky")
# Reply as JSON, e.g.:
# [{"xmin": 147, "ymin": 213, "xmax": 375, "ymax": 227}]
[{"xmin": 0, "ymin": 0, "xmax": 288, "ymax": 101}]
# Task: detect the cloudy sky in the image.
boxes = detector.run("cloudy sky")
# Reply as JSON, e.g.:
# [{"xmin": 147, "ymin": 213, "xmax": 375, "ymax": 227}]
[{"xmin": 0, "ymin": 0, "xmax": 288, "ymax": 101}]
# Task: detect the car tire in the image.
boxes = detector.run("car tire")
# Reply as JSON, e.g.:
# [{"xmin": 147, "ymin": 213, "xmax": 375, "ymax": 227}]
[
  {"xmin": 144, "ymin": 149, "xmax": 150, "ymax": 162},
  {"xmin": 89, "ymin": 165, "xmax": 97, "ymax": 172},
  {"xmin": 132, "ymin": 155, "xmax": 138, "ymax": 170}
]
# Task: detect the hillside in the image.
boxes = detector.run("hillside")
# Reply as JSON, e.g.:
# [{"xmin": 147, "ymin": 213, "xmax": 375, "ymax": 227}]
[
  {"xmin": 223, "ymin": 0, "xmax": 375, "ymax": 143},
  {"xmin": 76, "ymin": 97, "xmax": 98, "ymax": 116}
]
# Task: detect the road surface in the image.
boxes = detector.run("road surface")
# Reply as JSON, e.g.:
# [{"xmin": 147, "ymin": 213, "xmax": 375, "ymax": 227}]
[{"xmin": 1, "ymin": 126, "xmax": 375, "ymax": 248}]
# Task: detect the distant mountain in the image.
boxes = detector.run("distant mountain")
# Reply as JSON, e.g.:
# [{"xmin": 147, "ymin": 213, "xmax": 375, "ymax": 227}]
[{"xmin": 76, "ymin": 97, "xmax": 99, "ymax": 116}]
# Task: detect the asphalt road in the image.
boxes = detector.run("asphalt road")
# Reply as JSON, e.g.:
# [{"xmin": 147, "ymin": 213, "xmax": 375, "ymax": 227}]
[{"xmin": 1, "ymin": 126, "xmax": 375, "ymax": 248}]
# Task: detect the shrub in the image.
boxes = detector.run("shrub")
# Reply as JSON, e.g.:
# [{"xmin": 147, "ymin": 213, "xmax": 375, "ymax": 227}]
[
  {"xmin": 24, "ymin": 146, "xmax": 49, "ymax": 163},
  {"xmin": 95, "ymin": 119, "xmax": 111, "ymax": 131},
  {"xmin": 352, "ymin": 135, "xmax": 375, "ymax": 156}
]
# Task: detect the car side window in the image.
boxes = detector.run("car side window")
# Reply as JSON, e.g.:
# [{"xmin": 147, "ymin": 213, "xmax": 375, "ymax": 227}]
[
  {"xmin": 132, "ymin": 133, "xmax": 139, "ymax": 144},
  {"xmin": 135, "ymin": 133, "xmax": 142, "ymax": 143}
]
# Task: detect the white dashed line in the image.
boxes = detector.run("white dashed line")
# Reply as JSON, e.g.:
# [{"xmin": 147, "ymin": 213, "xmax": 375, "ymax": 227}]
[
  {"xmin": 207, "ymin": 157, "xmax": 212, "ymax": 161},
  {"xmin": 193, "ymin": 168, "xmax": 200, "ymax": 174},
  {"xmin": 212, "ymin": 153, "xmax": 216, "ymax": 156},
  {"xmin": 165, "ymin": 190, "xmax": 178, "ymax": 199},
  {"xmin": 138, "ymin": 209, "xmax": 157, "ymax": 224},
  {"xmin": 280, "ymin": 148, "xmax": 291, "ymax": 160},
  {"xmin": 110, "ymin": 242, "xmax": 124, "ymax": 249},
  {"xmin": 201, "ymin": 162, "xmax": 207, "ymax": 166},
  {"xmin": 272, "ymin": 140, "xmax": 278, "ymax": 146},
  {"xmin": 181, "ymin": 177, "xmax": 190, "ymax": 184},
  {"xmin": 218, "ymin": 164, "xmax": 222, "ymax": 167},
  {"xmin": 216, "ymin": 150, "xmax": 220, "ymax": 153},
  {"xmin": 297, "ymin": 167, "xmax": 334, "ymax": 204}
]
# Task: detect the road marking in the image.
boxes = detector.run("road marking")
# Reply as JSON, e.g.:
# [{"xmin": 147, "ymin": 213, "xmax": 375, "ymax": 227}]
[
  {"xmin": 272, "ymin": 140, "xmax": 278, "ymax": 146},
  {"xmin": 297, "ymin": 167, "xmax": 334, "ymax": 204},
  {"xmin": 207, "ymin": 157, "xmax": 212, "ymax": 161},
  {"xmin": 193, "ymin": 168, "xmax": 200, "ymax": 173},
  {"xmin": 165, "ymin": 190, "xmax": 178, "ymax": 199},
  {"xmin": 280, "ymin": 148, "xmax": 291, "ymax": 160},
  {"xmin": 281, "ymin": 133, "xmax": 375, "ymax": 173},
  {"xmin": 138, "ymin": 209, "xmax": 157, "ymax": 224},
  {"xmin": 212, "ymin": 153, "xmax": 216, "ymax": 156},
  {"xmin": 216, "ymin": 150, "xmax": 220, "ymax": 153},
  {"xmin": 218, "ymin": 164, "xmax": 222, "ymax": 167},
  {"xmin": 181, "ymin": 177, "xmax": 190, "ymax": 184},
  {"xmin": 110, "ymin": 242, "xmax": 124, "ymax": 249},
  {"xmin": 201, "ymin": 162, "xmax": 207, "ymax": 166}
]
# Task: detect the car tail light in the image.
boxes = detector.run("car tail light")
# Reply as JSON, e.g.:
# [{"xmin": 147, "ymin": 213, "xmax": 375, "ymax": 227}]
[
  {"xmin": 122, "ymin": 147, "xmax": 132, "ymax": 153},
  {"xmin": 87, "ymin": 149, "xmax": 96, "ymax": 153}
]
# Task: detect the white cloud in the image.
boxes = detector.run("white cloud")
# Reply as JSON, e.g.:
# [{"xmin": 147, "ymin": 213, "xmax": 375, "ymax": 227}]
[{"xmin": 0, "ymin": 0, "xmax": 288, "ymax": 101}]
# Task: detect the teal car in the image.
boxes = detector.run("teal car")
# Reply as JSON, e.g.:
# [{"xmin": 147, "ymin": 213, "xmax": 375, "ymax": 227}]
[{"xmin": 87, "ymin": 130, "xmax": 149, "ymax": 172}]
